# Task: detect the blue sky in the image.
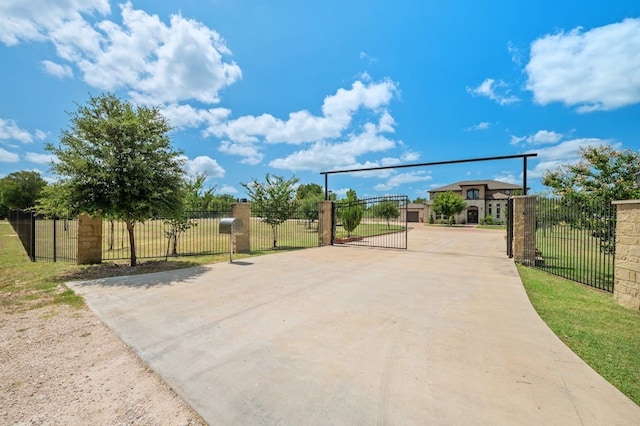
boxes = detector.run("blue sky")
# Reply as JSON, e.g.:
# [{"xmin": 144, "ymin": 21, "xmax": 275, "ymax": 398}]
[{"xmin": 1, "ymin": 1, "xmax": 639, "ymax": 200}]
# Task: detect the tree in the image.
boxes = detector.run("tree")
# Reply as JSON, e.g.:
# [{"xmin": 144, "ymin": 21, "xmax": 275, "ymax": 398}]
[
  {"xmin": 164, "ymin": 173, "xmax": 210, "ymax": 257},
  {"xmin": 413, "ymin": 197, "xmax": 427, "ymax": 204},
  {"xmin": 44, "ymin": 93, "xmax": 186, "ymax": 266},
  {"xmin": 372, "ymin": 200, "xmax": 400, "ymax": 229},
  {"xmin": 340, "ymin": 189, "xmax": 364, "ymax": 237},
  {"xmin": 296, "ymin": 183, "xmax": 323, "ymax": 200},
  {"xmin": 0, "ymin": 170, "xmax": 47, "ymax": 210},
  {"xmin": 242, "ymin": 173, "xmax": 299, "ymax": 248},
  {"xmin": 542, "ymin": 145, "xmax": 640, "ymax": 204},
  {"xmin": 296, "ymin": 182, "xmax": 324, "ymax": 229},
  {"xmin": 432, "ymin": 191, "xmax": 466, "ymax": 225}
]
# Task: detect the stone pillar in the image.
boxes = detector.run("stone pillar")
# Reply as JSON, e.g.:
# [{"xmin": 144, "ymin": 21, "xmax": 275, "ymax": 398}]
[
  {"xmin": 512, "ymin": 196, "xmax": 536, "ymax": 265},
  {"xmin": 77, "ymin": 214, "xmax": 102, "ymax": 265},
  {"xmin": 318, "ymin": 201, "xmax": 333, "ymax": 246},
  {"xmin": 612, "ymin": 200, "xmax": 640, "ymax": 310},
  {"xmin": 231, "ymin": 202, "xmax": 251, "ymax": 253}
]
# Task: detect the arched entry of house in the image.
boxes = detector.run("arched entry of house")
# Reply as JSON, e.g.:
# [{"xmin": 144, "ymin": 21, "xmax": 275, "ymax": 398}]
[{"xmin": 467, "ymin": 206, "xmax": 479, "ymax": 224}]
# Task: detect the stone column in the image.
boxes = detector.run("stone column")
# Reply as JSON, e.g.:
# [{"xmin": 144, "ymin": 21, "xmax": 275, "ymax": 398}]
[
  {"xmin": 612, "ymin": 200, "xmax": 640, "ymax": 310},
  {"xmin": 512, "ymin": 196, "xmax": 536, "ymax": 265},
  {"xmin": 77, "ymin": 214, "xmax": 102, "ymax": 265},
  {"xmin": 231, "ymin": 202, "xmax": 251, "ymax": 253},
  {"xmin": 318, "ymin": 201, "xmax": 333, "ymax": 246}
]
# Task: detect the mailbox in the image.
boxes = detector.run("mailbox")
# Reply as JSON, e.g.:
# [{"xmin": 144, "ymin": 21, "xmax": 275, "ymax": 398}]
[
  {"xmin": 219, "ymin": 218, "xmax": 243, "ymax": 262},
  {"xmin": 219, "ymin": 218, "xmax": 243, "ymax": 235}
]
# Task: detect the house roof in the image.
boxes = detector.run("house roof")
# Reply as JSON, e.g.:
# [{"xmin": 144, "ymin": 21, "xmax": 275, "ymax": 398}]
[
  {"xmin": 428, "ymin": 180, "xmax": 523, "ymax": 193},
  {"xmin": 406, "ymin": 203, "xmax": 426, "ymax": 209}
]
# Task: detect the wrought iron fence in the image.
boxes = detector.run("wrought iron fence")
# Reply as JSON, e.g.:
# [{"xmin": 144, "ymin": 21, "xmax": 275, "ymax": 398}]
[
  {"xmin": 333, "ymin": 195, "xmax": 408, "ymax": 250},
  {"xmin": 250, "ymin": 204, "xmax": 319, "ymax": 251},
  {"xmin": 535, "ymin": 197, "xmax": 616, "ymax": 292},
  {"xmin": 7, "ymin": 210, "xmax": 78, "ymax": 262},
  {"xmin": 103, "ymin": 210, "xmax": 232, "ymax": 260}
]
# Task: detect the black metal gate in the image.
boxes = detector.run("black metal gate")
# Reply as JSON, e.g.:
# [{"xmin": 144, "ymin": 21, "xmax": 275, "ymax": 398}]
[
  {"xmin": 506, "ymin": 198, "xmax": 514, "ymax": 258},
  {"xmin": 333, "ymin": 195, "xmax": 408, "ymax": 249}
]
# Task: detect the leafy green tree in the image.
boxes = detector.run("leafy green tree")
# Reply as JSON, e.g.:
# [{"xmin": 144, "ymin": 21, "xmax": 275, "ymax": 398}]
[
  {"xmin": 432, "ymin": 191, "xmax": 466, "ymax": 225},
  {"xmin": 413, "ymin": 197, "xmax": 427, "ymax": 204},
  {"xmin": 164, "ymin": 173, "xmax": 211, "ymax": 257},
  {"xmin": 242, "ymin": 173, "xmax": 299, "ymax": 248},
  {"xmin": 296, "ymin": 182, "xmax": 324, "ymax": 229},
  {"xmin": 0, "ymin": 170, "xmax": 47, "ymax": 210},
  {"xmin": 372, "ymin": 200, "xmax": 400, "ymax": 229},
  {"xmin": 296, "ymin": 183, "xmax": 323, "ymax": 200},
  {"xmin": 542, "ymin": 145, "xmax": 640, "ymax": 204},
  {"xmin": 340, "ymin": 189, "xmax": 364, "ymax": 237},
  {"xmin": 44, "ymin": 93, "xmax": 185, "ymax": 266}
]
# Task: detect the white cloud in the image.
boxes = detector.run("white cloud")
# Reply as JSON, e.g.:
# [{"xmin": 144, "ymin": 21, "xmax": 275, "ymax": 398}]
[
  {"xmin": 511, "ymin": 130, "xmax": 564, "ymax": 146},
  {"xmin": 269, "ymin": 123, "xmax": 396, "ymax": 172},
  {"xmin": 161, "ymin": 104, "xmax": 231, "ymax": 130},
  {"xmin": 467, "ymin": 78, "xmax": 519, "ymax": 105},
  {"xmin": 527, "ymin": 138, "xmax": 615, "ymax": 178},
  {"xmin": 466, "ymin": 121, "xmax": 492, "ymax": 131},
  {"xmin": 183, "ymin": 155, "xmax": 225, "ymax": 178},
  {"xmin": 218, "ymin": 141, "xmax": 263, "ymax": 165},
  {"xmin": 25, "ymin": 152, "xmax": 55, "ymax": 164},
  {"xmin": 41, "ymin": 60, "xmax": 73, "ymax": 78},
  {"xmin": 218, "ymin": 185, "xmax": 238, "ymax": 195},
  {"xmin": 207, "ymin": 79, "xmax": 398, "ymax": 144},
  {"xmin": 0, "ymin": 0, "xmax": 110, "ymax": 45},
  {"xmin": 1, "ymin": 1, "xmax": 241, "ymax": 106},
  {"xmin": 526, "ymin": 18, "xmax": 640, "ymax": 112},
  {"xmin": 401, "ymin": 151, "xmax": 420, "ymax": 162},
  {"xmin": 0, "ymin": 147, "xmax": 19, "ymax": 162},
  {"xmin": 373, "ymin": 171, "xmax": 433, "ymax": 192},
  {"xmin": 0, "ymin": 118, "xmax": 33, "ymax": 143},
  {"xmin": 493, "ymin": 172, "xmax": 518, "ymax": 184}
]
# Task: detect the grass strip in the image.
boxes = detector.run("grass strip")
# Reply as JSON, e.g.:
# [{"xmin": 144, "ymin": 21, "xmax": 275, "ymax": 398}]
[{"xmin": 517, "ymin": 265, "xmax": 640, "ymax": 406}]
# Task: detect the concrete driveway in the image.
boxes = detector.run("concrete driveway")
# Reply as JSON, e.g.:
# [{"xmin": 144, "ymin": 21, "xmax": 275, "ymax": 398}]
[{"xmin": 68, "ymin": 226, "xmax": 640, "ymax": 425}]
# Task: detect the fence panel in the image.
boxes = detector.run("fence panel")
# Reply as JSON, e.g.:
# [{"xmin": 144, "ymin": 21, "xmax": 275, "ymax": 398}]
[
  {"xmin": 250, "ymin": 204, "xmax": 319, "ymax": 251},
  {"xmin": 333, "ymin": 195, "xmax": 408, "ymax": 250},
  {"xmin": 7, "ymin": 210, "xmax": 77, "ymax": 262},
  {"xmin": 34, "ymin": 216, "xmax": 78, "ymax": 262},
  {"xmin": 535, "ymin": 198, "xmax": 616, "ymax": 292},
  {"xmin": 103, "ymin": 210, "xmax": 232, "ymax": 260}
]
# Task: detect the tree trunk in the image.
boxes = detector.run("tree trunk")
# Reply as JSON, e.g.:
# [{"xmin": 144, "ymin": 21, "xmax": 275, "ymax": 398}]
[
  {"xmin": 272, "ymin": 225, "xmax": 278, "ymax": 248},
  {"xmin": 126, "ymin": 220, "xmax": 137, "ymax": 266},
  {"xmin": 172, "ymin": 232, "xmax": 178, "ymax": 256},
  {"xmin": 109, "ymin": 220, "xmax": 114, "ymax": 250}
]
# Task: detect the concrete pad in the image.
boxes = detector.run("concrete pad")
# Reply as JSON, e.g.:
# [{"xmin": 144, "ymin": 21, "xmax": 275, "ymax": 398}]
[{"xmin": 68, "ymin": 226, "xmax": 640, "ymax": 425}]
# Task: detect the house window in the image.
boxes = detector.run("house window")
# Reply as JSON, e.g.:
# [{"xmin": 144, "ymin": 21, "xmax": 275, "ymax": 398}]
[
  {"xmin": 496, "ymin": 206, "xmax": 501, "ymax": 218},
  {"xmin": 488, "ymin": 205, "xmax": 492, "ymax": 215},
  {"xmin": 504, "ymin": 190, "xmax": 511, "ymax": 195},
  {"xmin": 466, "ymin": 189, "xmax": 479, "ymax": 200}
]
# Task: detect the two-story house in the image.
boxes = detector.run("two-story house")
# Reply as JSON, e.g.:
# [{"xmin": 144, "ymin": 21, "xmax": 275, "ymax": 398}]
[{"xmin": 427, "ymin": 180, "xmax": 523, "ymax": 224}]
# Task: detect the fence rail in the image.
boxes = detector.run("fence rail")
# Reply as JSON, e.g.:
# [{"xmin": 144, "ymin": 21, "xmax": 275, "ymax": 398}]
[
  {"xmin": 534, "ymin": 198, "xmax": 616, "ymax": 292},
  {"xmin": 333, "ymin": 195, "xmax": 408, "ymax": 249},
  {"xmin": 8, "ymin": 207, "xmax": 321, "ymax": 263},
  {"xmin": 7, "ymin": 210, "xmax": 78, "ymax": 262},
  {"xmin": 102, "ymin": 211, "xmax": 233, "ymax": 260},
  {"xmin": 250, "ymin": 204, "xmax": 319, "ymax": 251}
]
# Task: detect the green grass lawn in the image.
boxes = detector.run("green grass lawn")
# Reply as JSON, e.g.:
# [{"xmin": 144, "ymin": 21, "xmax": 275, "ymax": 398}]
[
  {"xmin": 535, "ymin": 225, "xmax": 614, "ymax": 291},
  {"xmin": 518, "ymin": 265, "xmax": 640, "ymax": 406},
  {"xmin": 476, "ymin": 224, "xmax": 507, "ymax": 230}
]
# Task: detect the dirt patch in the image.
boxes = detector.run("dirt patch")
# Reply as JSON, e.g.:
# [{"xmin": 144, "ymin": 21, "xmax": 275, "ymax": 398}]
[{"xmin": 0, "ymin": 305, "xmax": 206, "ymax": 425}]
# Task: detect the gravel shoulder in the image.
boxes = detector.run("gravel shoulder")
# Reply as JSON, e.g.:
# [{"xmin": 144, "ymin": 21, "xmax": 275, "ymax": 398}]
[{"xmin": 0, "ymin": 304, "xmax": 206, "ymax": 425}]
